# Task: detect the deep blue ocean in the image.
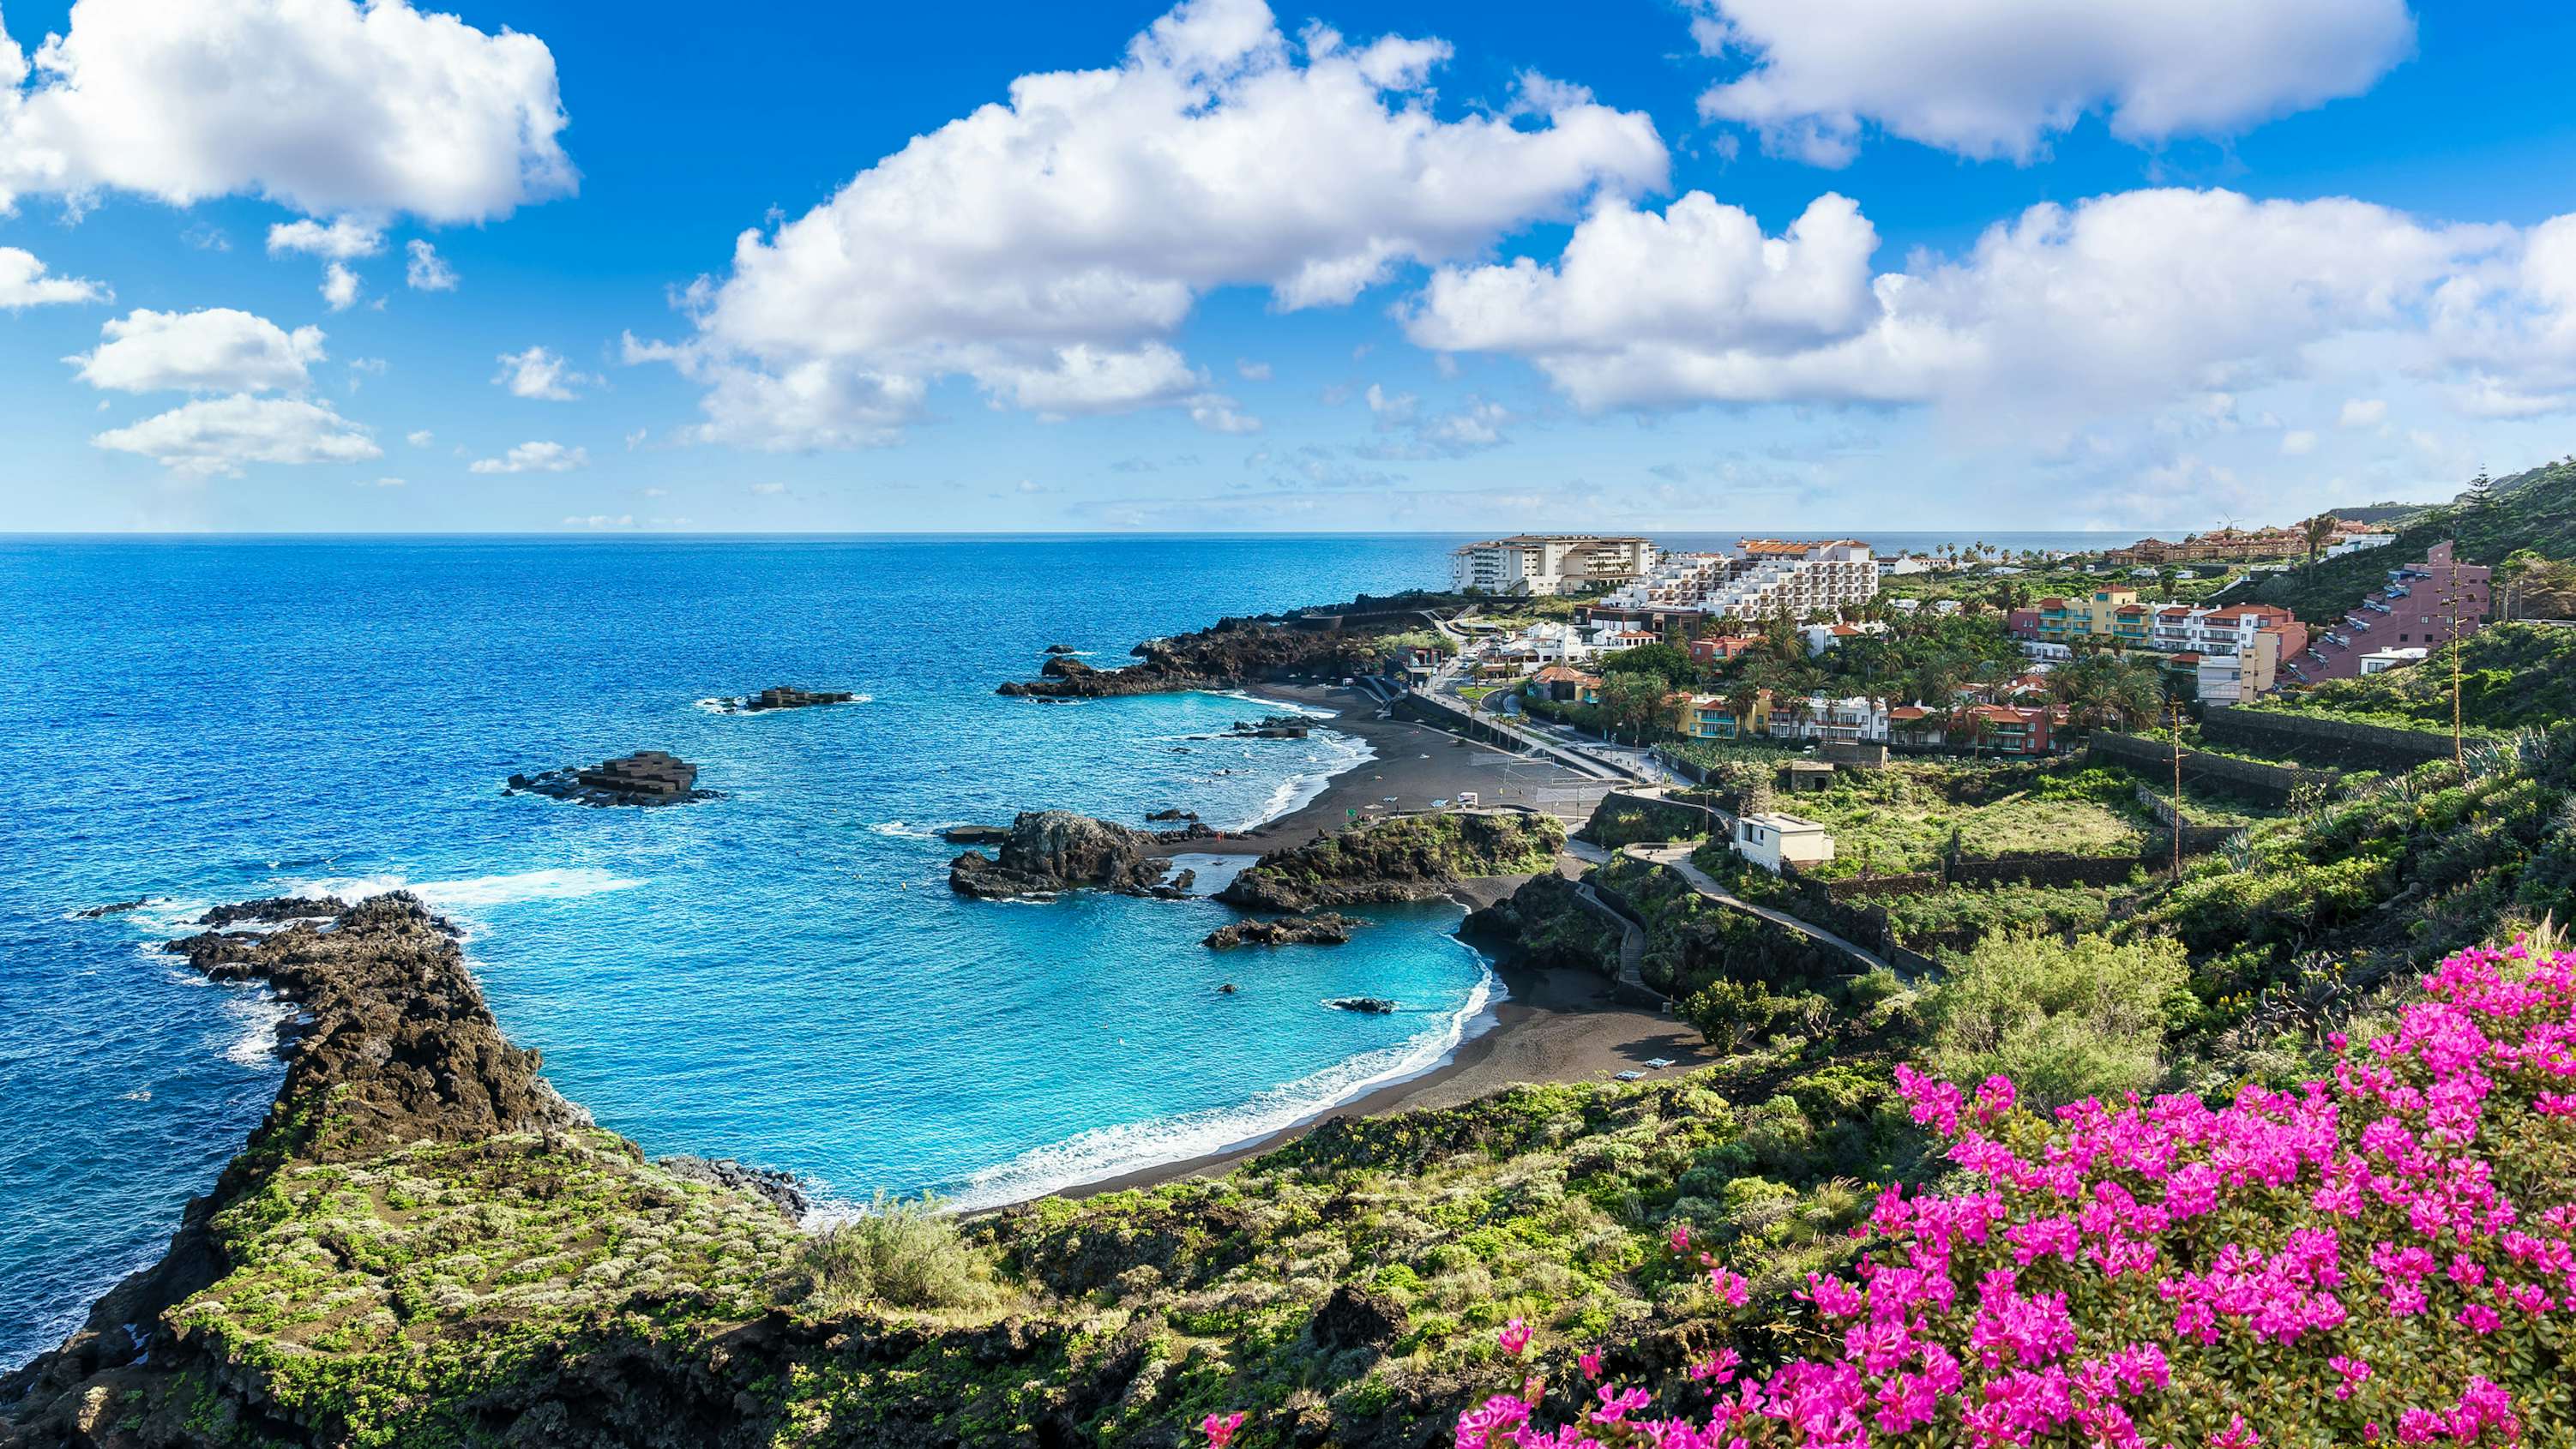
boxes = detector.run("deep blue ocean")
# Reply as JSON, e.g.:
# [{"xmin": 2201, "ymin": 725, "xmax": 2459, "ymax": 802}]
[{"xmin": 0, "ymin": 530, "xmax": 2118, "ymax": 1366}]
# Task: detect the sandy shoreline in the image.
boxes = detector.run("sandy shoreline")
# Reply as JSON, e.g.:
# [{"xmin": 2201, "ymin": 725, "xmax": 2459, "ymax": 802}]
[
  {"xmin": 1060, "ymin": 951, "xmax": 1712, "ymax": 1199},
  {"xmin": 1154, "ymin": 682, "xmax": 1596, "ymax": 858},
  {"xmin": 1039, "ymin": 684, "xmax": 1705, "ymax": 1203}
]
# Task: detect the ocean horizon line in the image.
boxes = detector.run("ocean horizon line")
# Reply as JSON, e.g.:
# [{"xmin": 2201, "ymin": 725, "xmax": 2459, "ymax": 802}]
[{"xmin": 0, "ymin": 526, "xmax": 2140, "ymax": 543}]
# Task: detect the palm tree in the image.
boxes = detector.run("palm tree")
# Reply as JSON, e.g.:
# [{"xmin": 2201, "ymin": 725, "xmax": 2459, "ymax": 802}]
[
  {"xmin": 2106, "ymin": 657, "xmax": 2168, "ymax": 730},
  {"xmin": 1947, "ymin": 703, "xmax": 1993, "ymax": 760},
  {"xmin": 1724, "ymin": 681, "xmax": 1766, "ymax": 743},
  {"xmin": 2299, "ymin": 514, "xmax": 2339, "ymax": 572}
]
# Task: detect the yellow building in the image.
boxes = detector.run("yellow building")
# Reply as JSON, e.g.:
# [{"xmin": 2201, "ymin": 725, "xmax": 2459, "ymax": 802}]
[
  {"xmin": 2034, "ymin": 588, "xmax": 2151, "ymax": 646},
  {"xmin": 1678, "ymin": 691, "xmax": 1771, "ymax": 740}
]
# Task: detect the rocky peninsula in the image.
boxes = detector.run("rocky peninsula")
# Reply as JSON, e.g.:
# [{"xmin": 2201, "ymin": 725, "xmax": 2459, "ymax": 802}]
[
  {"xmin": 505, "ymin": 750, "xmax": 715, "ymax": 806},
  {"xmin": 996, "ymin": 590, "xmax": 1467, "ymax": 698},
  {"xmin": 1214, "ymin": 810, "xmax": 1566, "ymax": 913}
]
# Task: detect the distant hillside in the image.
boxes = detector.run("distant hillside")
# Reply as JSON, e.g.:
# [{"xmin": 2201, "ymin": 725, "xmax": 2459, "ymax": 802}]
[
  {"xmin": 2325, "ymin": 501, "xmax": 2434, "ymax": 525},
  {"xmin": 2249, "ymin": 621, "xmax": 2576, "ymax": 731},
  {"xmin": 2220, "ymin": 456, "xmax": 2576, "ymax": 626}
]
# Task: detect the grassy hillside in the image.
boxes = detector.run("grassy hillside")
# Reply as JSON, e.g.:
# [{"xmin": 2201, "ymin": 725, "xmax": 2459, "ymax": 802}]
[
  {"xmin": 2248, "ymin": 622, "xmax": 2576, "ymax": 732},
  {"xmin": 2223, "ymin": 456, "xmax": 2576, "ymax": 626}
]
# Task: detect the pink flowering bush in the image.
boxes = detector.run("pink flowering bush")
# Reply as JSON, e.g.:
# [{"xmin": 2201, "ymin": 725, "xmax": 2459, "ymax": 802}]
[{"xmin": 1454, "ymin": 944, "xmax": 2576, "ymax": 1447}]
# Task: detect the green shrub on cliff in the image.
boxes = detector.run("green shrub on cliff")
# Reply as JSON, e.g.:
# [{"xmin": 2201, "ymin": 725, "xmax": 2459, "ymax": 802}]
[
  {"xmin": 1923, "ymin": 931, "xmax": 2191, "ymax": 1109},
  {"xmin": 798, "ymin": 1192, "xmax": 999, "ymax": 1313}
]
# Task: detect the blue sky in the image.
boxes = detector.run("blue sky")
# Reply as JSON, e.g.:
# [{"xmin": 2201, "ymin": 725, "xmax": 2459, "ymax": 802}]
[{"xmin": 3, "ymin": 0, "xmax": 2574, "ymax": 533}]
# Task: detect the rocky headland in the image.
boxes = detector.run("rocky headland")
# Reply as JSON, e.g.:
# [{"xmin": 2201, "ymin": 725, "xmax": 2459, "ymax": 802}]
[
  {"xmin": 0, "ymin": 884, "xmax": 1643, "ymax": 1449},
  {"xmin": 1201, "ymin": 912, "xmax": 1364, "ymax": 949},
  {"xmin": 995, "ymin": 590, "xmax": 1468, "ymax": 698},
  {"xmin": 1214, "ymin": 810, "xmax": 1566, "ymax": 914},
  {"xmin": 506, "ymin": 750, "xmax": 716, "ymax": 807},
  {"xmin": 946, "ymin": 810, "xmax": 1203, "ymax": 899}
]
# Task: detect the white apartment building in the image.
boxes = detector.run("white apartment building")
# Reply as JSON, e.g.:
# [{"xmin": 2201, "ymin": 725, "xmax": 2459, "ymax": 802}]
[
  {"xmin": 1766, "ymin": 694, "xmax": 1893, "ymax": 746},
  {"xmin": 2146, "ymin": 604, "xmax": 2299, "ymax": 656},
  {"xmin": 1598, "ymin": 551, "xmax": 1733, "ymax": 611},
  {"xmin": 2330, "ymin": 533, "xmax": 2399, "ymax": 557},
  {"xmin": 1699, "ymin": 540, "xmax": 1881, "ymax": 622},
  {"xmin": 1451, "ymin": 535, "xmax": 1656, "ymax": 596}
]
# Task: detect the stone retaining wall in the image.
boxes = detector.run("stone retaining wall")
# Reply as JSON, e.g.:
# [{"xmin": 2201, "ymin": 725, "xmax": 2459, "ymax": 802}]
[
  {"xmin": 2202, "ymin": 706, "xmax": 2460, "ymax": 770},
  {"xmin": 2085, "ymin": 730, "xmax": 2334, "ymax": 803}
]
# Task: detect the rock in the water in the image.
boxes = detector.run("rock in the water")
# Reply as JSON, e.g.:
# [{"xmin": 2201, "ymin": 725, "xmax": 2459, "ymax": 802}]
[
  {"xmin": 939, "ymin": 824, "xmax": 1014, "ymax": 845},
  {"xmin": 1325, "ymin": 997, "xmax": 1398, "ymax": 1014},
  {"xmin": 657, "ymin": 1155, "xmax": 810, "ymax": 1219},
  {"xmin": 1311, "ymin": 1284, "xmax": 1405, "ymax": 1350},
  {"xmin": 1144, "ymin": 809, "xmax": 1199, "ymax": 822},
  {"xmin": 197, "ymin": 896, "xmax": 346, "ymax": 928},
  {"xmin": 948, "ymin": 811, "xmax": 1183, "ymax": 899},
  {"xmin": 1203, "ymin": 913, "xmax": 1364, "ymax": 949},
  {"xmin": 1043, "ymin": 643, "xmax": 1080, "ymax": 655},
  {"xmin": 1224, "ymin": 713, "xmax": 1313, "ymax": 739},
  {"xmin": 716, "ymin": 685, "xmax": 859, "ymax": 714},
  {"xmin": 507, "ymin": 751, "xmax": 716, "ymax": 807},
  {"xmin": 75, "ymin": 898, "xmax": 153, "ymax": 919}
]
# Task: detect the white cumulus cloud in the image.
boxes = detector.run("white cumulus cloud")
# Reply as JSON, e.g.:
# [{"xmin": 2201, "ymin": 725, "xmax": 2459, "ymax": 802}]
[
  {"xmin": 0, "ymin": 244, "xmax": 105, "ymax": 306},
  {"xmin": 0, "ymin": 0, "xmax": 575, "ymax": 222},
  {"xmin": 493, "ymin": 346, "xmax": 595, "ymax": 400},
  {"xmin": 1405, "ymin": 186, "xmax": 2576, "ymax": 428},
  {"xmin": 1688, "ymin": 0, "xmax": 2415, "ymax": 165},
  {"xmin": 469, "ymin": 440, "xmax": 587, "ymax": 473},
  {"xmin": 68, "ymin": 307, "xmax": 325, "ymax": 393},
  {"xmin": 405, "ymin": 239, "xmax": 458, "ymax": 292},
  {"xmin": 636, "ymin": 0, "xmax": 1664, "ymax": 448},
  {"xmin": 320, "ymin": 262, "xmax": 362, "ymax": 311},
  {"xmin": 92, "ymin": 394, "xmax": 379, "ymax": 476},
  {"xmin": 266, "ymin": 218, "xmax": 384, "ymax": 261}
]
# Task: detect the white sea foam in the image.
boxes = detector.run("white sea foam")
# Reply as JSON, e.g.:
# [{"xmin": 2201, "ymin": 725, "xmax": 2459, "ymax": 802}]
[
  {"xmin": 295, "ymin": 867, "xmax": 647, "ymax": 913},
  {"xmin": 946, "ymin": 954, "xmax": 1496, "ymax": 1212},
  {"xmin": 217, "ymin": 989, "xmax": 298, "ymax": 1067},
  {"xmin": 869, "ymin": 821, "xmax": 937, "ymax": 840},
  {"xmin": 1231, "ymin": 731, "xmax": 1375, "ymax": 831}
]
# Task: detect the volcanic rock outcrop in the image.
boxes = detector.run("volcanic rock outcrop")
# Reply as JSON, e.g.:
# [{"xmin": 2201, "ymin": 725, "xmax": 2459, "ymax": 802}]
[
  {"xmin": 1202, "ymin": 912, "xmax": 1364, "ymax": 949},
  {"xmin": 507, "ymin": 751, "xmax": 716, "ymax": 806},
  {"xmin": 948, "ymin": 811, "xmax": 1187, "ymax": 899}
]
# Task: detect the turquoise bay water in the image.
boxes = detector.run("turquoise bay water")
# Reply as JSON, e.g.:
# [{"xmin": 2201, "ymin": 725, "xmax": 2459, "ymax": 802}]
[{"xmin": 0, "ymin": 530, "xmax": 2117, "ymax": 1365}]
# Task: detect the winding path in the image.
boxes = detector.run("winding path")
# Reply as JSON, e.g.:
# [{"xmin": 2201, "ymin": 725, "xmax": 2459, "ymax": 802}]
[{"xmin": 1622, "ymin": 843, "xmax": 1901, "ymax": 979}]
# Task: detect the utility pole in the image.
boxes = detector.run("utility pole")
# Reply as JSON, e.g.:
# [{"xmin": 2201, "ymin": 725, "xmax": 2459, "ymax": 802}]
[
  {"xmin": 2443, "ymin": 554, "xmax": 2466, "ymax": 774},
  {"xmin": 2168, "ymin": 699, "xmax": 2186, "ymax": 881}
]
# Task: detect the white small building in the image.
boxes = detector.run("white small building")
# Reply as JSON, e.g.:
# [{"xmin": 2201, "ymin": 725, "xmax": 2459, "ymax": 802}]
[
  {"xmin": 1734, "ymin": 813, "xmax": 1836, "ymax": 873},
  {"xmin": 2360, "ymin": 646, "xmax": 2429, "ymax": 674},
  {"xmin": 2331, "ymin": 533, "xmax": 2399, "ymax": 557}
]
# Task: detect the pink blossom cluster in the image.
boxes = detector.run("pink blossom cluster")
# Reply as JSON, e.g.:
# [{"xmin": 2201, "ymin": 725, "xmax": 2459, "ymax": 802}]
[{"xmin": 1433, "ymin": 944, "xmax": 2576, "ymax": 1449}]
